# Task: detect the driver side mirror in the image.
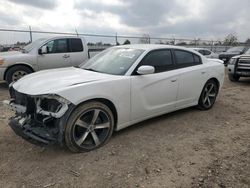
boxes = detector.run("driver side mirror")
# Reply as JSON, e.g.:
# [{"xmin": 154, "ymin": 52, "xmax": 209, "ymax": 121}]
[
  {"xmin": 38, "ymin": 46, "xmax": 48, "ymax": 55},
  {"xmin": 137, "ymin": 66, "xmax": 155, "ymax": 75}
]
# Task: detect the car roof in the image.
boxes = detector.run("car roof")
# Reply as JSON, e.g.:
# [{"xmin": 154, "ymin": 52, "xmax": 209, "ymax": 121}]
[
  {"xmin": 192, "ymin": 48, "xmax": 210, "ymax": 51},
  {"xmin": 114, "ymin": 44, "xmax": 196, "ymax": 51},
  {"xmin": 112, "ymin": 44, "xmax": 205, "ymax": 61},
  {"xmin": 36, "ymin": 35, "xmax": 83, "ymax": 42}
]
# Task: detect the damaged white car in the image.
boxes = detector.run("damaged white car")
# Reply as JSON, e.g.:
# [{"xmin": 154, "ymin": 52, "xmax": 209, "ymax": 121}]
[{"xmin": 5, "ymin": 45, "xmax": 224, "ymax": 152}]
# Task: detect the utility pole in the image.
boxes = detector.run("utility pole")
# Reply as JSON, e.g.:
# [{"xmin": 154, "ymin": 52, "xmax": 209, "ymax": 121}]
[
  {"xmin": 75, "ymin": 28, "xmax": 79, "ymax": 36},
  {"xmin": 115, "ymin": 33, "xmax": 118, "ymax": 45},
  {"xmin": 29, "ymin": 26, "xmax": 32, "ymax": 43}
]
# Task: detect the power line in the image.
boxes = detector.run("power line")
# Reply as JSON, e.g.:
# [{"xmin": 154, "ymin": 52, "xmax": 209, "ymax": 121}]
[{"xmin": 0, "ymin": 28, "xmax": 222, "ymax": 43}]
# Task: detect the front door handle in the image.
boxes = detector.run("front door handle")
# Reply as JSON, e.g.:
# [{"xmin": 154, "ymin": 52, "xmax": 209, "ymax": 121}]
[
  {"xmin": 63, "ymin": 54, "xmax": 70, "ymax": 58},
  {"xmin": 201, "ymin": 71, "xmax": 206, "ymax": 74},
  {"xmin": 171, "ymin": 79, "xmax": 177, "ymax": 82}
]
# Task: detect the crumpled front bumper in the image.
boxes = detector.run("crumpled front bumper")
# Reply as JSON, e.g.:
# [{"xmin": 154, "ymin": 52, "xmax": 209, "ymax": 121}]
[
  {"xmin": 9, "ymin": 116, "xmax": 58, "ymax": 146},
  {"xmin": 4, "ymin": 89, "xmax": 75, "ymax": 147}
]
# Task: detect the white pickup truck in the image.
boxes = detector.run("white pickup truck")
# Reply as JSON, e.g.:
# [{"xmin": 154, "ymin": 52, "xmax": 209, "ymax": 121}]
[{"xmin": 0, "ymin": 36, "xmax": 89, "ymax": 84}]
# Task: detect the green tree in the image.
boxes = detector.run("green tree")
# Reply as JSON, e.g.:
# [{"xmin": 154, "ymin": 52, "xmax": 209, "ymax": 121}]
[
  {"xmin": 139, "ymin": 34, "xmax": 150, "ymax": 44},
  {"xmin": 224, "ymin": 33, "xmax": 238, "ymax": 45},
  {"xmin": 123, "ymin": 39, "xmax": 131, "ymax": 45},
  {"xmin": 245, "ymin": 38, "xmax": 250, "ymax": 45}
]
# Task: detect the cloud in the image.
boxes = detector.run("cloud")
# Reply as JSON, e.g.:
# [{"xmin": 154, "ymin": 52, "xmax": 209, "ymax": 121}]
[
  {"xmin": 0, "ymin": 10, "xmax": 20, "ymax": 25},
  {"xmin": 74, "ymin": 0, "xmax": 184, "ymax": 28},
  {"xmin": 8, "ymin": 0, "xmax": 57, "ymax": 9},
  {"xmin": 1, "ymin": 0, "xmax": 250, "ymax": 43},
  {"xmin": 74, "ymin": 0, "xmax": 250, "ymax": 41}
]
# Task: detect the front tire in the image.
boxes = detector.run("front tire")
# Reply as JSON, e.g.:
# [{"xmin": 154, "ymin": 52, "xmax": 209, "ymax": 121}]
[
  {"xmin": 5, "ymin": 65, "xmax": 33, "ymax": 84},
  {"xmin": 64, "ymin": 101, "xmax": 114, "ymax": 152},
  {"xmin": 228, "ymin": 74, "xmax": 240, "ymax": 82},
  {"xmin": 198, "ymin": 80, "xmax": 219, "ymax": 110}
]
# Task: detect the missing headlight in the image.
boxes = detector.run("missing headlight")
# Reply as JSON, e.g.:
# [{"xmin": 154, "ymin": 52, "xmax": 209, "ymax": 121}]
[
  {"xmin": 40, "ymin": 98, "xmax": 62, "ymax": 113},
  {"xmin": 35, "ymin": 95, "xmax": 70, "ymax": 118}
]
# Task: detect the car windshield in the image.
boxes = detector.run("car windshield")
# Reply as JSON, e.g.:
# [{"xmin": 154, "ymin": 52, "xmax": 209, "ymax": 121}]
[
  {"xmin": 227, "ymin": 46, "xmax": 244, "ymax": 53},
  {"xmin": 81, "ymin": 48, "xmax": 144, "ymax": 75},
  {"xmin": 22, "ymin": 38, "xmax": 47, "ymax": 53}
]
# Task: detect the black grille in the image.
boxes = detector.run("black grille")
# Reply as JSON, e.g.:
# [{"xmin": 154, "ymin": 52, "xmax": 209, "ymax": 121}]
[
  {"xmin": 15, "ymin": 91, "xmax": 27, "ymax": 106},
  {"xmin": 10, "ymin": 88, "xmax": 36, "ymax": 114},
  {"xmin": 237, "ymin": 57, "xmax": 250, "ymax": 71}
]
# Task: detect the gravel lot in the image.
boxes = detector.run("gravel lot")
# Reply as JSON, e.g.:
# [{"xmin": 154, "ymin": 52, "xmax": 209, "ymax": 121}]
[{"xmin": 0, "ymin": 76, "xmax": 249, "ymax": 188}]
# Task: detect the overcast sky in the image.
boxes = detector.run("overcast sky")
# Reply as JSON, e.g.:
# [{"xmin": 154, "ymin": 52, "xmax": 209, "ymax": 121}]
[{"xmin": 0, "ymin": 0, "xmax": 250, "ymax": 44}]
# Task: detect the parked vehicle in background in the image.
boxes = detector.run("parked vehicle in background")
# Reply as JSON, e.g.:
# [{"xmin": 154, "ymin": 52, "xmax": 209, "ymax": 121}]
[
  {"xmin": 227, "ymin": 48, "xmax": 250, "ymax": 81},
  {"xmin": 5, "ymin": 45, "xmax": 225, "ymax": 152},
  {"xmin": 192, "ymin": 48, "xmax": 219, "ymax": 59},
  {"xmin": 219, "ymin": 46, "xmax": 249, "ymax": 65},
  {"xmin": 0, "ymin": 36, "xmax": 89, "ymax": 84}
]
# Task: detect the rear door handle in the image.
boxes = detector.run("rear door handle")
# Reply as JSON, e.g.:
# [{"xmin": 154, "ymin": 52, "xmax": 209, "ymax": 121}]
[
  {"xmin": 171, "ymin": 79, "xmax": 177, "ymax": 82},
  {"xmin": 201, "ymin": 71, "xmax": 206, "ymax": 74},
  {"xmin": 63, "ymin": 54, "xmax": 70, "ymax": 58}
]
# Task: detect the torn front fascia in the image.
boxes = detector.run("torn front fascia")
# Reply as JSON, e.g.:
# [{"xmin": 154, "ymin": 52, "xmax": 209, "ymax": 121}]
[
  {"xmin": 5, "ymin": 88, "xmax": 73, "ymax": 145},
  {"xmin": 35, "ymin": 95, "xmax": 70, "ymax": 119},
  {"xmin": 3, "ymin": 99, "xmax": 27, "ymax": 114}
]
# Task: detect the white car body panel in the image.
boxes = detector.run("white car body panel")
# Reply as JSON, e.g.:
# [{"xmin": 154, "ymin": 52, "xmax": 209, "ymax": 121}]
[
  {"xmin": 13, "ymin": 67, "xmax": 115, "ymax": 95},
  {"xmin": 131, "ymin": 70, "xmax": 178, "ymax": 122},
  {"xmin": 12, "ymin": 45, "xmax": 225, "ymax": 131},
  {"xmin": 175, "ymin": 64, "xmax": 208, "ymax": 108}
]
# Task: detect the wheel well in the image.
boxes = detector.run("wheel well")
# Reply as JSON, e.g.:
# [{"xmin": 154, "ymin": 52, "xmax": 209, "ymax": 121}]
[
  {"xmin": 4, "ymin": 64, "xmax": 34, "ymax": 80},
  {"xmin": 208, "ymin": 77, "xmax": 220, "ymax": 89},
  {"xmin": 79, "ymin": 98, "xmax": 118, "ymax": 129}
]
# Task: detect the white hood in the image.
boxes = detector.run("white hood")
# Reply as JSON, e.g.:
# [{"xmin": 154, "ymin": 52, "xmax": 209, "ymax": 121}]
[
  {"xmin": 0, "ymin": 51, "xmax": 22, "ymax": 57},
  {"xmin": 13, "ymin": 67, "xmax": 114, "ymax": 95}
]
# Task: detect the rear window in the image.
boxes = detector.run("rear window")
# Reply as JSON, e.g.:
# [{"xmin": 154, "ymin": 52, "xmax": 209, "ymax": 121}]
[
  {"xmin": 204, "ymin": 50, "xmax": 211, "ymax": 55},
  {"xmin": 175, "ymin": 50, "xmax": 194, "ymax": 64},
  {"xmin": 174, "ymin": 50, "xmax": 202, "ymax": 67},
  {"xmin": 69, "ymin": 38, "xmax": 83, "ymax": 52}
]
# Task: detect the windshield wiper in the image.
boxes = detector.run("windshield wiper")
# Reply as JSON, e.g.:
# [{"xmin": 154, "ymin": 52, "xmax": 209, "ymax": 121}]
[{"xmin": 83, "ymin": 68, "xmax": 102, "ymax": 73}]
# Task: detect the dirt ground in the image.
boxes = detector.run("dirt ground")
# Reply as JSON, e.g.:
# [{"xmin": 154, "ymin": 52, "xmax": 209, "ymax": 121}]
[{"xmin": 0, "ymin": 76, "xmax": 249, "ymax": 188}]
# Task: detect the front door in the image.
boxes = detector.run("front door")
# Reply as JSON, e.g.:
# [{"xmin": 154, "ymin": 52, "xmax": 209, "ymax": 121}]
[
  {"xmin": 37, "ymin": 38, "xmax": 72, "ymax": 70},
  {"xmin": 130, "ymin": 49, "xmax": 179, "ymax": 122}
]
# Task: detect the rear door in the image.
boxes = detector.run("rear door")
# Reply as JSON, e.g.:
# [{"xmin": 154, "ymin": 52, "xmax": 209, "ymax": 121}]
[
  {"xmin": 173, "ymin": 49, "xmax": 208, "ymax": 108},
  {"xmin": 37, "ymin": 38, "xmax": 71, "ymax": 70},
  {"xmin": 68, "ymin": 38, "xmax": 87, "ymax": 66},
  {"xmin": 130, "ymin": 49, "xmax": 179, "ymax": 122}
]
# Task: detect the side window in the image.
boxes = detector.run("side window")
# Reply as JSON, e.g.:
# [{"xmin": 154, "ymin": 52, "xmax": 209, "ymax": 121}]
[
  {"xmin": 204, "ymin": 50, "xmax": 211, "ymax": 55},
  {"xmin": 194, "ymin": 54, "xmax": 201, "ymax": 64},
  {"xmin": 46, "ymin": 40, "xmax": 54, "ymax": 53},
  {"xmin": 140, "ymin": 50, "xmax": 173, "ymax": 73},
  {"xmin": 174, "ymin": 50, "xmax": 201, "ymax": 67},
  {"xmin": 43, "ymin": 39, "xmax": 68, "ymax": 54},
  {"xmin": 69, "ymin": 38, "xmax": 83, "ymax": 52}
]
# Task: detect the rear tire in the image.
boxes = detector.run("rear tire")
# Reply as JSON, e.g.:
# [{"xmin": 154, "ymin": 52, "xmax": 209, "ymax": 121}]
[
  {"xmin": 198, "ymin": 80, "xmax": 219, "ymax": 110},
  {"xmin": 5, "ymin": 65, "xmax": 33, "ymax": 84},
  {"xmin": 228, "ymin": 74, "xmax": 240, "ymax": 82},
  {"xmin": 64, "ymin": 101, "xmax": 114, "ymax": 153}
]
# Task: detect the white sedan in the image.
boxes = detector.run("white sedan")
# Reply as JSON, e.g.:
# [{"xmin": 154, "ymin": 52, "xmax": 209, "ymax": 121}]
[
  {"xmin": 192, "ymin": 48, "xmax": 219, "ymax": 59},
  {"xmin": 6, "ymin": 45, "xmax": 225, "ymax": 152}
]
